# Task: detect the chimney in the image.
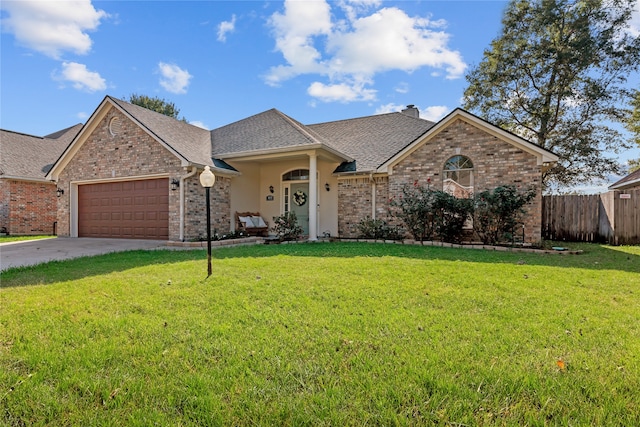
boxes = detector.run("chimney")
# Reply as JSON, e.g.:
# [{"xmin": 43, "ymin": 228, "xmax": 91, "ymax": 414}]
[{"xmin": 401, "ymin": 104, "xmax": 419, "ymax": 118}]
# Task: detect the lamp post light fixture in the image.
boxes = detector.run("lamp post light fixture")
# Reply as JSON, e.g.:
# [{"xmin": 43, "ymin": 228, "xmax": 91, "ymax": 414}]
[{"xmin": 199, "ymin": 166, "xmax": 216, "ymax": 278}]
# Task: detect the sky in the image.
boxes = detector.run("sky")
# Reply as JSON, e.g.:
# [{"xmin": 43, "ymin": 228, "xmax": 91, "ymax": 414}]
[{"xmin": 1, "ymin": 0, "xmax": 639, "ymax": 192}]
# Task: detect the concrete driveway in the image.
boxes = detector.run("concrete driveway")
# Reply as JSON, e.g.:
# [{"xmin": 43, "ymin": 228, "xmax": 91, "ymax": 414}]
[{"xmin": 0, "ymin": 237, "xmax": 168, "ymax": 271}]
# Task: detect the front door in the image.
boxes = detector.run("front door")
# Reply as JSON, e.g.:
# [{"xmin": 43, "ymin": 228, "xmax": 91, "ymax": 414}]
[{"xmin": 289, "ymin": 182, "xmax": 309, "ymax": 235}]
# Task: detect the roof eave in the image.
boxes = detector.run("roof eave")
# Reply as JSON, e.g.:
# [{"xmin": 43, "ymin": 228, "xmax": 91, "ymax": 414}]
[
  {"xmin": 0, "ymin": 175, "xmax": 54, "ymax": 184},
  {"xmin": 609, "ymin": 177, "xmax": 640, "ymax": 190},
  {"xmin": 216, "ymin": 143, "xmax": 352, "ymax": 163}
]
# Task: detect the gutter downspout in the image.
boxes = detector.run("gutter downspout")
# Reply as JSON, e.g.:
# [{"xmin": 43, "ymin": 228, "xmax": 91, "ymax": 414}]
[{"xmin": 180, "ymin": 166, "xmax": 198, "ymax": 241}]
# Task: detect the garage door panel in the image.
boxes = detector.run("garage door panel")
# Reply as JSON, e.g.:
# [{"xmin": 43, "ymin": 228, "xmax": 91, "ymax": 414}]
[{"xmin": 78, "ymin": 178, "xmax": 168, "ymax": 239}]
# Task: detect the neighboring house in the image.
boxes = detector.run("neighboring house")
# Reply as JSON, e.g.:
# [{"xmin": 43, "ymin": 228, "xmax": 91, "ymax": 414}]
[
  {"xmin": 42, "ymin": 96, "xmax": 557, "ymax": 243},
  {"xmin": 609, "ymin": 169, "xmax": 640, "ymax": 192},
  {"xmin": 0, "ymin": 125, "xmax": 82, "ymax": 235}
]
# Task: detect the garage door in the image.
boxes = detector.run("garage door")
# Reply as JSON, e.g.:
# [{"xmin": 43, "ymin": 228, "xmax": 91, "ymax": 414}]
[{"xmin": 78, "ymin": 178, "xmax": 169, "ymax": 239}]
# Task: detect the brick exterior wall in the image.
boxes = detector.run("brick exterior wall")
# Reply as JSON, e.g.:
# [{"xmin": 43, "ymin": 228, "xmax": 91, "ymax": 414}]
[
  {"xmin": 0, "ymin": 179, "xmax": 57, "ymax": 235},
  {"xmin": 337, "ymin": 118, "xmax": 544, "ymax": 243},
  {"xmin": 182, "ymin": 174, "xmax": 231, "ymax": 241},
  {"xmin": 338, "ymin": 175, "xmax": 391, "ymax": 238},
  {"xmin": 0, "ymin": 180, "xmax": 9, "ymax": 233},
  {"xmin": 56, "ymin": 106, "xmax": 231, "ymax": 241},
  {"xmin": 338, "ymin": 177, "xmax": 373, "ymax": 237}
]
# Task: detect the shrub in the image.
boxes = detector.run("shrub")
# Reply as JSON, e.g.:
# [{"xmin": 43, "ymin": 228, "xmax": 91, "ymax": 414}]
[
  {"xmin": 391, "ymin": 183, "xmax": 474, "ymax": 242},
  {"xmin": 432, "ymin": 191, "xmax": 474, "ymax": 243},
  {"xmin": 357, "ymin": 216, "xmax": 404, "ymax": 240},
  {"xmin": 390, "ymin": 183, "xmax": 437, "ymax": 241},
  {"xmin": 271, "ymin": 212, "xmax": 304, "ymax": 241},
  {"xmin": 474, "ymin": 185, "xmax": 536, "ymax": 245}
]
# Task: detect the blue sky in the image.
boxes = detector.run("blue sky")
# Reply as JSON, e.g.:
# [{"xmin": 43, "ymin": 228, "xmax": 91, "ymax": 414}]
[{"xmin": 1, "ymin": 0, "xmax": 639, "ymax": 190}]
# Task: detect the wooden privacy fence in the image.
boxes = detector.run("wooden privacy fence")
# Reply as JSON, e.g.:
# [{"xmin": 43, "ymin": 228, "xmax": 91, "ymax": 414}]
[{"xmin": 542, "ymin": 189, "xmax": 640, "ymax": 245}]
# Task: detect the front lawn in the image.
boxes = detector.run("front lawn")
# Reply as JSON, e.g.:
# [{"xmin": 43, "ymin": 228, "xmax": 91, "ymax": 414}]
[{"xmin": 1, "ymin": 242, "xmax": 639, "ymax": 425}]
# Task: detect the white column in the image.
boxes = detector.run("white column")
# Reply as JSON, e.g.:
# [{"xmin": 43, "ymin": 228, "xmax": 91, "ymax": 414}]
[{"xmin": 308, "ymin": 152, "xmax": 318, "ymax": 241}]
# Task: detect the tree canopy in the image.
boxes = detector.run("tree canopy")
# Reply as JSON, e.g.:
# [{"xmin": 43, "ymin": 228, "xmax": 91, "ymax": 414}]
[
  {"xmin": 463, "ymin": 0, "xmax": 640, "ymax": 189},
  {"xmin": 127, "ymin": 94, "xmax": 185, "ymax": 121},
  {"xmin": 624, "ymin": 89, "xmax": 640, "ymax": 172}
]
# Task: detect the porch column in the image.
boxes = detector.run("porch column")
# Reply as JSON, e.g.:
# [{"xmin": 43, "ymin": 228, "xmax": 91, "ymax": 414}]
[{"xmin": 308, "ymin": 152, "xmax": 318, "ymax": 241}]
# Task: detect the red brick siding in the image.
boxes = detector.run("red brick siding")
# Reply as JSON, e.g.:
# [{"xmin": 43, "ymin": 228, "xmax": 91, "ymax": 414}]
[
  {"xmin": 0, "ymin": 180, "xmax": 9, "ymax": 233},
  {"xmin": 0, "ymin": 180, "xmax": 57, "ymax": 235}
]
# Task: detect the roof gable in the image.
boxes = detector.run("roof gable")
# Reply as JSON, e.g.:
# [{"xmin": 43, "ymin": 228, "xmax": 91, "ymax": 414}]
[
  {"xmin": 211, "ymin": 109, "xmax": 341, "ymax": 157},
  {"xmin": 109, "ymin": 97, "xmax": 212, "ymax": 165},
  {"xmin": 381, "ymin": 108, "xmax": 559, "ymax": 173},
  {"xmin": 47, "ymin": 96, "xmax": 218, "ymax": 180}
]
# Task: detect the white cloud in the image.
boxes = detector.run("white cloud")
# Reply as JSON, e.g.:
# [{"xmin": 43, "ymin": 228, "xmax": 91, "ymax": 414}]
[
  {"xmin": 326, "ymin": 8, "xmax": 465, "ymax": 78},
  {"xmin": 395, "ymin": 82, "xmax": 409, "ymax": 94},
  {"xmin": 158, "ymin": 62, "xmax": 192, "ymax": 94},
  {"xmin": 189, "ymin": 121, "xmax": 209, "ymax": 130},
  {"xmin": 421, "ymin": 105, "xmax": 449, "ymax": 122},
  {"xmin": 217, "ymin": 14, "xmax": 236, "ymax": 42},
  {"xmin": 266, "ymin": 0, "xmax": 332, "ymax": 85},
  {"xmin": 266, "ymin": 0, "xmax": 467, "ymax": 103},
  {"xmin": 0, "ymin": 0, "xmax": 107, "ymax": 59},
  {"xmin": 77, "ymin": 112, "xmax": 89, "ymax": 120},
  {"xmin": 308, "ymin": 81, "xmax": 376, "ymax": 102},
  {"xmin": 374, "ymin": 103, "xmax": 405, "ymax": 114},
  {"xmin": 55, "ymin": 61, "xmax": 106, "ymax": 92},
  {"xmin": 374, "ymin": 103, "xmax": 449, "ymax": 120}
]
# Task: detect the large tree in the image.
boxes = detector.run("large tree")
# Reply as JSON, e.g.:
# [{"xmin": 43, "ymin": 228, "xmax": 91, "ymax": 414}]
[
  {"xmin": 624, "ymin": 89, "xmax": 640, "ymax": 172},
  {"xmin": 463, "ymin": 0, "xmax": 640, "ymax": 189},
  {"xmin": 127, "ymin": 94, "xmax": 186, "ymax": 121}
]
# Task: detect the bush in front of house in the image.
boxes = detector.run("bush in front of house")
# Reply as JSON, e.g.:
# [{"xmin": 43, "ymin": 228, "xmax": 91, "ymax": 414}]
[
  {"xmin": 391, "ymin": 183, "xmax": 474, "ymax": 242},
  {"xmin": 271, "ymin": 212, "xmax": 304, "ymax": 241},
  {"xmin": 473, "ymin": 185, "xmax": 536, "ymax": 245},
  {"xmin": 356, "ymin": 216, "xmax": 404, "ymax": 240},
  {"xmin": 390, "ymin": 183, "xmax": 438, "ymax": 241},
  {"xmin": 432, "ymin": 191, "xmax": 474, "ymax": 243}
]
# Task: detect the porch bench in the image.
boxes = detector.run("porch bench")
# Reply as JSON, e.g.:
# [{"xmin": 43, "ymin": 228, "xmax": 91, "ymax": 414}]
[{"xmin": 236, "ymin": 212, "xmax": 269, "ymax": 236}]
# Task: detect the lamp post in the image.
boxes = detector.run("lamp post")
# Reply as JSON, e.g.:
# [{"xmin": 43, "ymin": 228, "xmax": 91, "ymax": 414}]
[{"xmin": 199, "ymin": 166, "xmax": 216, "ymax": 277}]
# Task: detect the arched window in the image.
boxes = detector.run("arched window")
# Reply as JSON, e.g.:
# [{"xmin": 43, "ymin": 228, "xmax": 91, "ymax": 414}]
[
  {"xmin": 443, "ymin": 155, "xmax": 474, "ymax": 198},
  {"xmin": 282, "ymin": 169, "xmax": 309, "ymax": 181}
]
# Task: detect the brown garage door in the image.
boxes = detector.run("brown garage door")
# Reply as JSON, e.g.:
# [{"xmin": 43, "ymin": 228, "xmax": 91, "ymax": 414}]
[{"xmin": 78, "ymin": 178, "xmax": 169, "ymax": 239}]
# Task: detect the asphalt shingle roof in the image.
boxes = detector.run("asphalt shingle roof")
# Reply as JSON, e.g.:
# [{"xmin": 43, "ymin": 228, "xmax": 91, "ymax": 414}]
[
  {"xmin": 609, "ymin": 168, "xmax": 640, "ymax": 190},
  {"xmin": 1, "ymin": 124, "xmax": 82, "ymax": 180},
  {"xmin": 109, "ymin": 97, "xmax": 213, "ymax": 166},
  {"xmin": 211, "ymin": 108, "xmax": 335, "ymax": 156},
  {"xmin": 308, "ymin": 112, "xmax": 435, "ymax": 172}
]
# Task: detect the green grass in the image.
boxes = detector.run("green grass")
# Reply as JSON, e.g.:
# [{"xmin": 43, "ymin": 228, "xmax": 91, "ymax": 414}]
[
  {"xmin": 0, "ymin": 235, "xmax": 55, "ymax": 244},
  {"xmin": 1, "ymin": 242, "xmax": 639, "ymax": 426}
]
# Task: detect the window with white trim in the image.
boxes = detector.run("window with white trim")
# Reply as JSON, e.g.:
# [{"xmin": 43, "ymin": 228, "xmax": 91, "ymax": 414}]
[{"xmin": 443, "ymin": 155, "xmax": 474, "ymax": 198}]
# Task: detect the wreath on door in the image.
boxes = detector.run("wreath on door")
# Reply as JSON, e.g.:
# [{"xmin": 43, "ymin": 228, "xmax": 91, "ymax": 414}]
[{"xmin": 293, "ymin": 190, "xmax": 307, "ymax": 206}]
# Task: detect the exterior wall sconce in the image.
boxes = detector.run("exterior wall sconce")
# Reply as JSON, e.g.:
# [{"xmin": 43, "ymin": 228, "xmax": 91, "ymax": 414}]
[
  {"xmin": 56, "ymin": 187, "xmax": 64, "ymax": 197},
  {"xmin": 269, "ymin": 185, "xmax": 274, "ymax": 193},
  {"xmin": 170, "ymin": 178, "xmax": 180, "ymax": 191},
  {"xmin": 325, "ymin": 182, "xmax": 330, "ymax": 192}
]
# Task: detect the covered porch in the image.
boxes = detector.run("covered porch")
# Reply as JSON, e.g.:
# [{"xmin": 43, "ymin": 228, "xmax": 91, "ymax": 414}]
[{"xmin": 223, "ymin": 147, "xmax": 347, "ymax": 240}]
